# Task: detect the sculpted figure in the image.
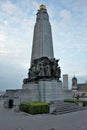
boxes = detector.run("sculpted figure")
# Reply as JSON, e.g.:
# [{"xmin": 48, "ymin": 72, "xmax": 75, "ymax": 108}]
[
  {"xmin": 50, "ymin": 58, "xmax": 59, "ymax": 77},
  {"xmin": 31, "ymin": 62, "xmax": 36, "ymax": 73},
  {"xmin": 24, "ymin": 57, "xmax": 61, "ymax": 82},
  {"xmin": 39, "ymin": 63, "xmax": 45, "ymax": 77},
  {"xmin": 23, "ymin": 78, "xmax": 29, "ymax": 84},
  {"xmin": 51, "ymin": 58, "xmax": 57, "ymax": 76},
  {"xmin": 57, "ymin": 67, "xmax": 61, "ymax": 79},
  {"xmin": 36, "ymin": 63, "xmax": 40, "ymax": 74},
  {"xmin": 45, "ymin": 64, "xmax": 51, "ymax": 77},
  {"xmin": 28, "ymin": 62, "xmax": 36, "ymax": 80},
  {"xmin": 29, "ymin": 68, "xmax": 35, "ymax": 80}
]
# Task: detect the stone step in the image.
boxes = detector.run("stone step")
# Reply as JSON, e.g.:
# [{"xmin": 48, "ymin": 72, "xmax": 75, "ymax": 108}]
[
  {"xmin": 54, "ymin": 101, "xmax": 77, "ymax": 105},
  {"xmin": 51, "ymin": 101, "xmax": 87, "ymax": 115},
  {"xmin": 55, "ymin": 107, "xmax": 81, "ymax": 112},
  {"xmin": 56, "ymin": 104, "xmax": 80, "ymax": 109},
  {"xmin": 52, "ymin": 107, "xmax": 87, "ymax": 115},
  {"xmin": 55, "ymin": 106, "xmax": 84, "ymax": 112},
  {"xmin": 57, "ymin": 104, "xmax": 79, "ymax": 107},
  {"xmin": 54, "ymin": 105, "xmax": 79, "ymax": 110}
]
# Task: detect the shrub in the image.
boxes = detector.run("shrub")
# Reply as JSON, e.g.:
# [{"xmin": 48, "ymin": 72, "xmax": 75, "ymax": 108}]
[
  {"xmin": 19, "ymin": 102, "xmax": 49, "ymax": 114},
  {"xmin": 19, "ymin": 102, "xmax": 30, "ymax": 113}
]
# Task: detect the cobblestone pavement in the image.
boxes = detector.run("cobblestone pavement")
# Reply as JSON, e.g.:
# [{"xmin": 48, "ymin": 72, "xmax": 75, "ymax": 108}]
[{"xmin": 0, "ymin": 100, "xmax": 87, "ymax": 130}]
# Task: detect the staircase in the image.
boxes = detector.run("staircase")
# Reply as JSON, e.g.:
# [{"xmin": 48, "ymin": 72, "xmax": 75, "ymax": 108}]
[{"xmin": 51, "ymin": 101, "xmax": 87, "ymax": 115}]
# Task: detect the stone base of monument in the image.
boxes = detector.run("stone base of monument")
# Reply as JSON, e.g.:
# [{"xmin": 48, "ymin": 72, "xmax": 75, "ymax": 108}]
[
  {"xmin": 4, "ymin": 89, "xmax": 39, "ymax": 109},
  {"xmin": 22, "ymin": 79, "xmax": 63, "ymax": 102},
  {"xmin": 4, "ymin": 79, "xmax": 63, "ymax": 109}
]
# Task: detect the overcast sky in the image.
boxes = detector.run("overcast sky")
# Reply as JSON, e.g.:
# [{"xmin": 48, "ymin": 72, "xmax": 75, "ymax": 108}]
[{"xmin": 0, "ymin": 0, "xmax": 87, "ymax": 91}]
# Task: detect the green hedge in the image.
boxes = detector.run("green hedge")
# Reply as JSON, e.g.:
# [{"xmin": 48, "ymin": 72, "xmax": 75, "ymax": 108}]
[
  {"xmin": 19, "ymin": 102, "xmax": 30, "ymax": 113},
  {"xmin": 19, "ymin": 102, "xmax": 49, "ymax": 114},
  {"xmin": 64, "ymin": 99, "xmax": 80, "ymax": 103},
  {"xmin": 64, "ymin": 99, "xmax": 87, "ymax": 107}
]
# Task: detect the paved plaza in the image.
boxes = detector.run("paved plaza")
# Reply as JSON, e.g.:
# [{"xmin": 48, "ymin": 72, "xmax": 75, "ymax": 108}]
[{"xmin": 0, "ymin": 100, "xmax": 87, "ymax": 130}]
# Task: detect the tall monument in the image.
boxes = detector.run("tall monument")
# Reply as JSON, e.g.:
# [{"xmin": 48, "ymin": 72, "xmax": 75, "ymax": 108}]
[
  {"xmin": 31, "ymin": 4, "xmax": 54, "ymax": 62},
  {"xmin": 22, "ymin": 5, "xmax": 63, "ymax": 102}
]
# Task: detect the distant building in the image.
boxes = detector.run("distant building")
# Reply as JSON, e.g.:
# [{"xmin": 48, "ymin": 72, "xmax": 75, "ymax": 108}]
[
  {"xmin": 72, "ymin": 76, "xmax": 77, "ymax": 91},
  {"xmin": 72, "ymin": 76, "xmax": 87, "ymax": 98},
  {"xmin": 77, "ymin": 83, "xmax": 86, "ymax": 91},
  {"xmin": 63, "ymin": 74, "xmax": 68, "ymax": 90},
  {"xmin": 62, "ymin": 74, "xmax": 72, "ymax": 99},
  {"xmin": 76, "ymin": 83, "xmax": 87, "ymax": 97}
]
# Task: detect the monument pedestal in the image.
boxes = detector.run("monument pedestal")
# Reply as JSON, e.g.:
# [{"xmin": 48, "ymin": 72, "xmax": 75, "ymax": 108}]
[
  {"xmin": 39, "ymin": 79, "xmax": 63, "ymax": 102},
  {"xmin": 22, "ymin": 79, "xmax": 63, "ymax": 102}
]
